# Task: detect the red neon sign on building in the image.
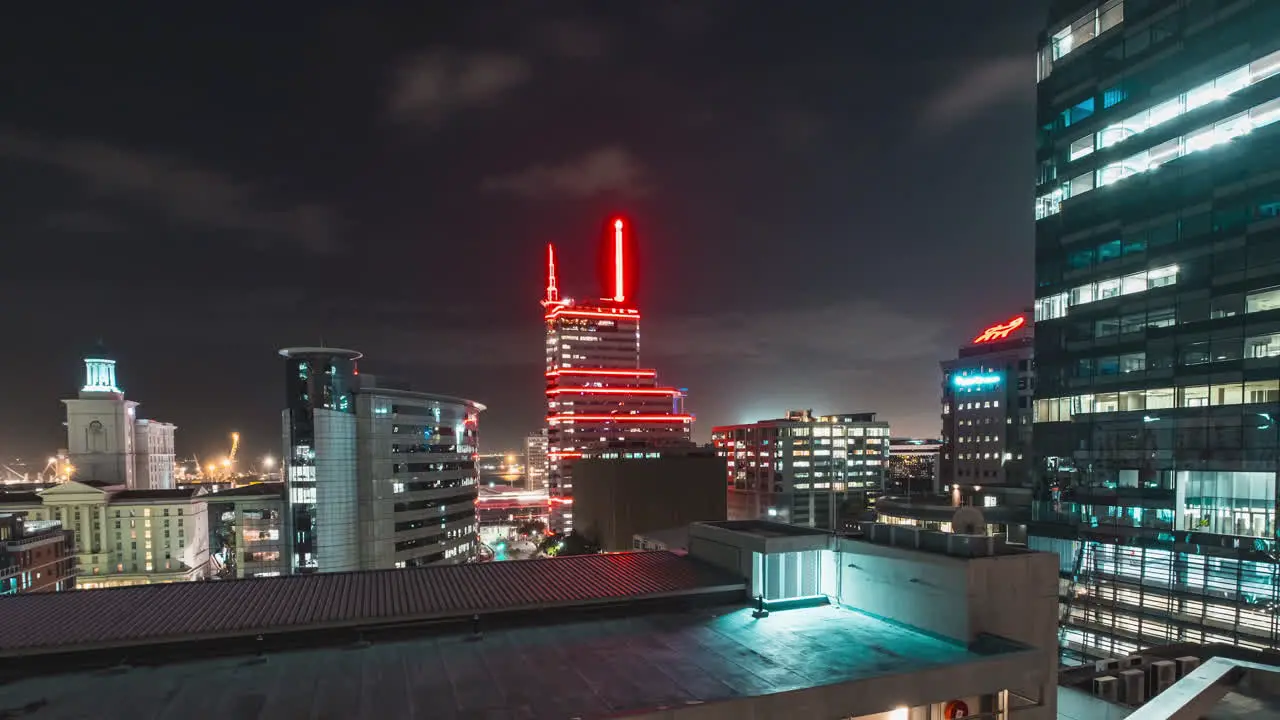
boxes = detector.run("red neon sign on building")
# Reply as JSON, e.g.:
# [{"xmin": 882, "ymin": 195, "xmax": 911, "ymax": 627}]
[{"xmin": 972, "ymin": 315, "xmax": 1026, "ymax": 344}]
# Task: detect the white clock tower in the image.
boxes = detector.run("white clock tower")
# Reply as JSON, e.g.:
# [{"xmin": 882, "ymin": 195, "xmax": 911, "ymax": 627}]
[{"xmin": 63, "ymin": 344, "xmax": 138, "ymax": 488}]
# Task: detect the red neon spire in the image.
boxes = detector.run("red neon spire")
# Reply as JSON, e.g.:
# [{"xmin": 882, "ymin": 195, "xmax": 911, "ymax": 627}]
[
  {"xmin": 543, "ymin": 243, "xmax": 561, "ymax": 306},
  {"xmin": 613, "ymin": 219, "xmax": 625, "ymax": 302}
]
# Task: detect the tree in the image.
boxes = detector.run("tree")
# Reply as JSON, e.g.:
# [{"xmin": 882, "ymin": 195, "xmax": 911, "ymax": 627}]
[
  {"xmin": 538, "ymin": 530, "xmax": 600, "ymax": 557},
  {"xmin": 517, "ymin": 519, "xmax": 547, "ymax": 537}
]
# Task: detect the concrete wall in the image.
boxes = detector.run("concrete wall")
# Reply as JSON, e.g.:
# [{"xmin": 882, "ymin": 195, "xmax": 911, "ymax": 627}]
[
  {"xmin": 830, "ymin": 538, "xmax": 1059, "ymax": 720},
  {"xmin": 834, "ymin": 539, "xmax": 972, "ymax": 641}
]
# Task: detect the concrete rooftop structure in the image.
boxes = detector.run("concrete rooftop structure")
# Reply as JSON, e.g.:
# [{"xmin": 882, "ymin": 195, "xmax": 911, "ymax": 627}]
[
  {"xmin": 0, "ymin": 521, "xmax": 1062, "ymax": 719},
  {"xmin": 0, "ymin": 603, "xmax": 1039, "ymax": 720}
]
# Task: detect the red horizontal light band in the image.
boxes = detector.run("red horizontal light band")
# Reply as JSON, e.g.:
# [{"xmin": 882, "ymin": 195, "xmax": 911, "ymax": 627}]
[
  {"xmin": 547, "ymin": 414, "xmax": 693, "ymax": 423},
  {"xmin": 549, "ymin": 497, "xmax": 574, "ymax": 504},
  {"xmin": 546, "ymin": 308, "xmax": 641, "ymax": 321},
  {"xmin": 546, "ymin": 368, "xmax": 657, "ymax": 378},
  {"xmin": 547, "ymin": 387, "xmax": 680, "ymax": 396},
  {"xmin": 548, "ymin": 451, "xmax": 582, "ymax": 459}
]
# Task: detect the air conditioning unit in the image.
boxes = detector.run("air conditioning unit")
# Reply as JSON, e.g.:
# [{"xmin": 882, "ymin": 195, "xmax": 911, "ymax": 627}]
[
  {"xmin": 1121, "ymin": 655, "xmax": 1144, "ymax": 668},
  {"xmin": 1093, "ymin": 676, "xmax": 1119, "ymax": 702},
  {"xmin": 1120, "ymin": 669, "xmax": 1146, "ymax": 706},
  {"xmin": 1095, "ymin": 658, "xmax": 1121, "ymax": 673},
  {"xmin": 1149, "ymin": 660, "xmax": 1177, "ymax": 696},
  {"xmin": 1175, "ymin": 656, "xmax": 1201, "ymax": 678}
]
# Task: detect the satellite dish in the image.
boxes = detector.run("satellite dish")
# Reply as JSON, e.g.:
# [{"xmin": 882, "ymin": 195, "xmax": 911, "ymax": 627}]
[{"xmin": 951, "ymin": 506, "xmax": 986, "ymax": 535}]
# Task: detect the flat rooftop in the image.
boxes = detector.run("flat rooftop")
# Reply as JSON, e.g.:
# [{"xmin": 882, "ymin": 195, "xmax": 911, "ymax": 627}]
[
  {"xmin": 0, "ymin": 552, "xmax": 743, "ymax": 660},
  {"xmin": 0, "ymin": 604, "xmax": 1032, "ymax": 720},
  {"xmin": 704, "ymin": 520, "xmax": 830, "ymax": 538}
]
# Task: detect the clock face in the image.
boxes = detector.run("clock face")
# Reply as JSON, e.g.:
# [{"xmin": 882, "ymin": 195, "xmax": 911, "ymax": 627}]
[{"xmin": 89, "ymin": 420, "xmax": 103, "ymax": 431}]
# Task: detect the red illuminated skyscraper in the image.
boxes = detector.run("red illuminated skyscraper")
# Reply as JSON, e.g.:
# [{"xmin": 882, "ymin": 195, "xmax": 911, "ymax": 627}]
[{"xmin": 541, "ymin": 218, "xmax": 692, "ymax": 532}]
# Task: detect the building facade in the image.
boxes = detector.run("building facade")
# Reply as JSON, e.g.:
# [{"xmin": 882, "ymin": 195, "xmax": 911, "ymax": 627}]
[
  {"xmin": 63, "ymin": 347, "xmax": 177, "ymax": 490},
  {"xmin": 887, "ymin": 438, "xmax": 943, "ymax": 495},
  {"xmin": 1031, "ymin": 0, "xmax": 1280, "ymax": 659},
  {"xmin": 539, "ymin": 220, "xmax": 693, "ymax": 532},
  {"xmin": 712, "ymin": 410, "xmax": 891, "ymax": 529},
  {"xmin": 0, "ymin": 514, "xmax": 76, "ymax": 594},
  {"xmin": 280, "ymin": 350, "xmax": 484, "ymax": 574},
  {"xmin": 279, "ymin": 347, "xmax": 361, "ymax": 573},
  {"xmin": 572, "ymin": 444, "xmax": 726, "ymax": 551},
  {"xmin": 0, "ymin": 481, "xmax": 209, "ymax": 589},
  {"xmin": 524, "ymin": 429, "xmax": 548, "ymax": 491},
  {"xmin": 133, "ymin": 419, "xmax": 177, "ymax": 490},
  {"xmin": 206, "ymin": 483, "xmax": 287, "ymax": 579},
  {"xmin": 941, "ymin": 313, "xmax": 1035, "ymax": 505},
  {"xmin": 353, "ymin": 375, "xmax": 482, "ymax": 569}
]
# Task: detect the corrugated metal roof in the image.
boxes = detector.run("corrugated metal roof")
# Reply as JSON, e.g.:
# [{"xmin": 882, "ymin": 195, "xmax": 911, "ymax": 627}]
[{"xmin": 0, "ymin": 551, "xmax": 744, "ymax": 655}]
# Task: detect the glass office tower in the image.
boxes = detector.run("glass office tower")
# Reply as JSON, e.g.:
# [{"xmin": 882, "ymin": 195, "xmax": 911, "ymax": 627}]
[
  {"xmin": 279, "ymin": 347, "xmax": 361, "ymax": 574},
  {"xmin": 1031, "ymin": 0, "xmax": 1280, "ymax": 660}
]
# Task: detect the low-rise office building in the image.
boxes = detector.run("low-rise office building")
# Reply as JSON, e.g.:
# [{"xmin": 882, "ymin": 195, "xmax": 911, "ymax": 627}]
[
  {"xmin": 888, "ymin": 437, "xmax": 942, "ymax": 495},
  {"xmin": 713, "ymin": 409, "xmax": 891, "ymax": 529},
  {"xmin": 0, "ymin": 480, "xmax": 209, "ymax": 589},
  {"xmin": 0, "ymin": 514, "xmax": 76, "ymax": 594},
  {"xmin": 206, "ymin": 483, "xmax": 287, "ymax": 579}
]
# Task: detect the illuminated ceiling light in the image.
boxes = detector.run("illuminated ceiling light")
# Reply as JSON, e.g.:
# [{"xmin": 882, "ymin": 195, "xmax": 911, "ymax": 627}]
[{"xmin": 972, "ymin": 316, "xmax": 1026, "ymax": 344}]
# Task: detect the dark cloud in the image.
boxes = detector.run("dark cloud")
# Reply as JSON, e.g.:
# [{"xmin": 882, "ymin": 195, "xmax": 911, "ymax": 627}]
[
  {"xmin": 917, "ymin": 56, "xmax": 1031, "ymax": 135},
  {"xmin": 0, "ymin": 2, "xmax": 1048, "ymax": 455},
  {"xmin": 388, "ymin": 50, "xmax": 532, "ymax": 125},
  {"xmin": 480, "ymin": 146, "xmax": 649, "ymax": 199},
  {"xmin": 532, "ymin": 19, "xmax": 609, "ymax": 60},
  {"xmin": 0, "ymin": 130, "xmax": 338, "ymax": 253}
]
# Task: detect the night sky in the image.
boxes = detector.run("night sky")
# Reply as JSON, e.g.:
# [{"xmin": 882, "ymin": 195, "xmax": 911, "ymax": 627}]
[{"xmin": 0, "ymin": 1, "xmax": 1048, "ymax": 464}]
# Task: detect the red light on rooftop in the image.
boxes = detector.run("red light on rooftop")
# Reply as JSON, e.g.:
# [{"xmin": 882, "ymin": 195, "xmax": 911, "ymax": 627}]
[
  {"xmin": 548, "ymin": 413, "xmax": 693, "ymax": 423},
  {"xmin": 613, "ymin": 219, "xmax": 625, "ymax": 302},
  {"xmin": 547, "ymin": 387, "xmax": 680, "ymax": 396},
  {"xmin": 597, "ymin": 216, "xmax": 638, "ymax": 307},
  {"xmin": 545, "ymin": 307, "xmax": 642, "ymax": 322},
  {"xmin": 545, "ymin": 368, "xmax": 657, "ymax": 378},
  {"xmin": 972, "ymin": 315, "xmax": 1026, "ymax": 344}
]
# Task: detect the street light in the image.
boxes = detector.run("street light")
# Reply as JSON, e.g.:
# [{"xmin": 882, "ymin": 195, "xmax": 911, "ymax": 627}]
[{"xmin": 262, "ymin": 456, "xmax": 275, "ymax": 470}]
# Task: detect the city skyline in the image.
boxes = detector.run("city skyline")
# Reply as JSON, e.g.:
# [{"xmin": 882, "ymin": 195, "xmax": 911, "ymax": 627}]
[{"xmin": 0, "ymin": 2, "xmax": 1045, "ymax": 459}]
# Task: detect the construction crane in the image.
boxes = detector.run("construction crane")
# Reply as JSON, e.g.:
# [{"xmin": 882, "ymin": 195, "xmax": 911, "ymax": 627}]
[{"xmin": 228, "ymin": 432, "xmax": 240, "ymax": 475}]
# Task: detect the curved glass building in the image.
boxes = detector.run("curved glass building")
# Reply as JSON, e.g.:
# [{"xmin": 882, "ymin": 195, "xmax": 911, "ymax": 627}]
[{"xmin": 280, "ymin": 348, "xmax": 483, "ymax": 573}]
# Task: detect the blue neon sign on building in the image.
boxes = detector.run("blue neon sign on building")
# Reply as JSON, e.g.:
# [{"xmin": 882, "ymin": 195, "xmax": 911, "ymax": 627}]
[{"xmin": 953, "ymin": 373, "xmax": 1002, "ymax": 389}]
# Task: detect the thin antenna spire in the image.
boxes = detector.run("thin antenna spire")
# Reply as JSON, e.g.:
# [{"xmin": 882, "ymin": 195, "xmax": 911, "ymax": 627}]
[{"xmin": 544, "ymin": 243, "xmax": 560, "ymax": 304}]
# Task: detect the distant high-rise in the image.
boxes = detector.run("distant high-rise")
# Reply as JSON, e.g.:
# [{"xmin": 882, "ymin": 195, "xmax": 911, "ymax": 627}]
[
  {"xmin": 1032, "ymin": 0, "xmax": 1280, "ymax": 659},
  {"xmin": 940, "ymin": 312, "xmax": 1033, "ymax": 506},
  {"xmin": 280, "ymin": 347, "xmax": 361, "ymax": 573},
  {"xmin": 524, "ymin": 429, "xmax": 548, "ymax": 491},
  {"xmin": 712, "ymin": 410, "xmax": 890, "ymax": 529},
  {"xmin": 540, "ymin": 219, "xmax": 693, "ymax": 533}
]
